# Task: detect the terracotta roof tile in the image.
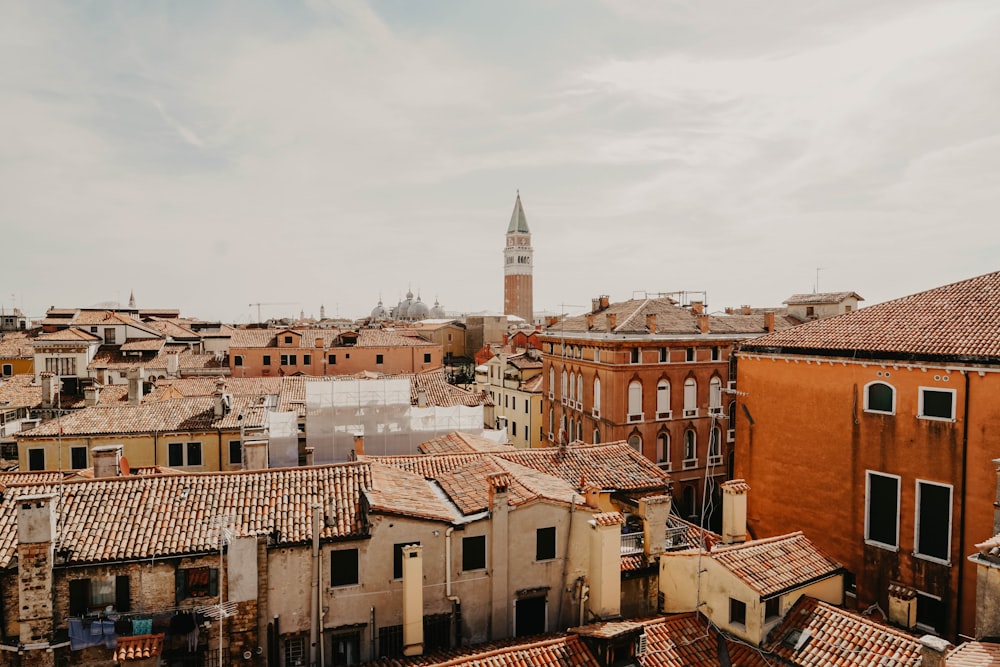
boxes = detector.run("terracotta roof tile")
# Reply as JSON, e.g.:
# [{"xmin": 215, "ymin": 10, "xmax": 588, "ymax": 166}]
[
  {"xmin": 0, "ymin": 329, "xmax": 41, "ymax": 358},
  {"xmin": 365, "ymin": 633, "xmax": 600, "ymax": 667},
  {"xmin": 35, "ymin": 328, "xmax": 101, "ymax": 342},
  {"xmin": 947, "ymin": 642, "xmax": 1000, "ymax": 666},
  {"xmin": 0, "ymin": 375, "xmax": 43, "ymax": 409},
  {"xmin": 365, "ymin": 463, "xmax": 457, "ymax": 522},
  {"xmin": 639, "ymin": 614, "xmax": 769, "ymax": 666},
  {"xmin": 119, "ymin": 338, "xmax": 166, "ymax": 352},
  {"xmin": 763, "ymin": 596, "xmax": 921, "ymax": 667},
  {"xmin": 744, "ymin": 270, "xmax": 1000, "ymax": 360},
  {"xmin": 709, "ymin": 531, "xmax": 842, "ymax": 597},
  {"xmin": 357, "ymin": 329, "xmax": 435, "ymax": 347},
  {"xmin": 418, "ymin": 432, "xmax": 514, "ymax": 455},
  {"xmin": 114, "ymin": 634, "xmax": 164, "ymax": 662},
  {"xmin": 591, "ymin": 512, "xmax": 624, "ymax": 527},
  {"xmin": 784, "ymin": 291, "xmax": 863, "ymax": 305}
]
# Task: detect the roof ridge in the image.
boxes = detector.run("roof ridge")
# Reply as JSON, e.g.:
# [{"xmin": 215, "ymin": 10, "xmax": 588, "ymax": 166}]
[{"xmin": 614, "ymin": 298, "xmax": 652, "ymax": 332}]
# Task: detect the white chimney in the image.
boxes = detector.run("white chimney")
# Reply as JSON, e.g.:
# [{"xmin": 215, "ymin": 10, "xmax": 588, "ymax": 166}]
[
  {"xmin": 92, "ymin": 445, "xmax": 122, "ymax": 478},
  {"xmin": 166, "ymin": 353, "xmax": 179, "ymax": 376},
  {"xmin": 40, "ymin": 373, "xmax": 57, "ymax": 409},
  {"xmin": 401, "ymin": 544, "xmax": 424, "ymax": 656},
  {"xmin": 721, "ymin": 479, "xmax": 750, "ymax": 545},
  {"xmin": 84, "ymin": 384, "xmax": 100, "ymax": 407},
  {"xmin": 127, "ymin": 367, "xmax": 145, "ymax": 406},
  {"xmin": 918, "ymin": 635, "xmax": 951, "ymax": 667}
]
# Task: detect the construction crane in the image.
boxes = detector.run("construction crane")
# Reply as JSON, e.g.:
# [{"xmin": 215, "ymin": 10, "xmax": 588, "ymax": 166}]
[{"xmin": 248, "ymin": 302, "xmax": 298, "ymax": 324}]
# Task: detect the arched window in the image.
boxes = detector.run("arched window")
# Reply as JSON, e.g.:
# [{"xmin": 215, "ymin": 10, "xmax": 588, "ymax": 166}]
[
  {"xmin": 593, "ymin": 377, "xmax": 601, "ymax": 416},
  {"xmin": 627, "ymin": 434, "xmax": 642, "ymax": 454},
  {"xmin": 865, "ymin": 381, "xmax": 895, "ymax": 414},
  {"xmin": 709, "ymin": 427, "xmax": 722, "ymax": 464},
  {"xmin": 683, "ymin": 378, "xmax": 698, "ymax": 417},
  {"xmin": 577, "ymin": 374, "xmax": 583, "ymax": 407},
  {"xmin": 577, "ymin": 419, "xmax": 583, "ymax": 443},
  {"xmin": 656, "ymin": 380, "xmax": 671, "ymax": 419},
  {"xmin": 709, "ymin": 377, "xmax": 723, "ymax": 413},
  {"xmin": 682, "ymin": 486, "xmax": 697, "ymax": 520},
  {"xmin": 548, "ymin": 368, "xmax": 555, "ymax": 397},
  {"xmin": 568, "ymin": 372, "xmax": 575, "ymax": 402},
  {"xmin": 656, "ymin": 433, "xmax": 670, "ymax": 466},
  {"xmin": 561, "ymin": 370, "xmax": 568, "ymax": 399},
  {"xmin": 569, "ymin": 419, "xmax": 576, "ymax": 442},
  {"xmin": 593, "ymin": 428, "xmax": 601, "ymax": 444},
  {"xmin": 560, "ymin": 415, "xmax": 567, "ymax": 442},
  {"xmin": 683, "ymin": 429, "xmax": 697, "ymax": 466},
  {"xmin": 627, "ymin": 381, "xmax": 643, "ymax": 422}
]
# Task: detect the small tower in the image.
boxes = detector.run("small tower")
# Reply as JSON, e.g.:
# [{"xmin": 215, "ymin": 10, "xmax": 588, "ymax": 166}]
[{"xmin": 503, "ymin": 191, "xmax": 534, "ymax": 324}]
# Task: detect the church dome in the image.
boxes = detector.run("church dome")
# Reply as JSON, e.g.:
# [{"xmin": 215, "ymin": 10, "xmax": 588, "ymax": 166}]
[
  {"xmin": 430, "ymin": 299, "xmax": 446, "ymax": 318},
  {"xmin": 409, "ymin": 296, "xmax": 430, "ymax": 320},
  {"xmin": 370, "ymin": 299, "xmax": 388, "ymax": 320}
]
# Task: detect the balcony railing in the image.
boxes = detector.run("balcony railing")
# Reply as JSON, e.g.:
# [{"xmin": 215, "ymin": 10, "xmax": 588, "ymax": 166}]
[
  {"xmin": 620, "ymin": 532, "xmax": 644, "ymax": 555},
  {"xmin": 665, "ymin": 518, "xmax": 690, "ymax": 551}
]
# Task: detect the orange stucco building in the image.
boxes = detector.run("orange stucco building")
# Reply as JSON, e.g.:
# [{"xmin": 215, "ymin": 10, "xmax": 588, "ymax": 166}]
[
  {"xmin": 735, "ymin": 270, "xmax": 1000, "ymax": 641},
  {"xmin": 540, "ymin": 294, "xmax": 800, "ymax": 525},
  {"xmin": 228, "ymin": 327, "xmax": 442, "ymax": 377}
]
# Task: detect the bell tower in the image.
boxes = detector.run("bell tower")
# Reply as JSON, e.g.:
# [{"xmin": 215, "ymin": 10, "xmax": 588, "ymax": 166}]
[{"xmin": 503, "ymin": 191, "xmax": 534, "ymax": 324}]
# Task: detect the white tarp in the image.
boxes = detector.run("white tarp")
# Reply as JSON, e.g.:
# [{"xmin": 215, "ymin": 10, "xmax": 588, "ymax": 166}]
[
  {"xmin": 306, "ymin": 378, "xmax": 484, "ymax": 462},
  {"xmin": 268, "ymin": 411, "xmax": 300, "ymax": 468}
]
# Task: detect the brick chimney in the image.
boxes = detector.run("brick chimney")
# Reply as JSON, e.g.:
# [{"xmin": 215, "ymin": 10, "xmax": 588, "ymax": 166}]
[
  {"xmin": 586, "ymin": 314, "xmax": 594, "ymax": 330},
  {"xmin": 600, "ymin": 295, "xmax": 610, "ymax": 310},
  {"xmin": 417, "ymin": 388, "xmax": 428, "ymax": 408},
  {"xmin": 92, "ymin": 445, "xmax": 122, "ymax": 478},
  {"xmin": 607, "ymin": 313, "xmax": 617, "ymax": 329},
  {"xmin": 489, "ymin": 473, "xmax": 510, "ymax": 639},
  {"xmin": 918, "ymin": 635, "xmax": 951, "ymax": 667},
  {"xmin": 315, "ymin": 337, "xmax": 324, "ymax": 348},
  {"xmin": 213, "ymin": 377, "xmax": 228, "ymax": 417},
  {"xmin": 646, "ymin": 313, "xmax": 657, "ymax": 334},
  {"xmin": 742, "ymin": 305, "xmax": 751, "ymax": 315},
  {"xmin": 691, "ymin": 301, "xmax": 704, "ymax": 314},
  {"xmin": 588, "ymin": 512, "xmax": 623, "ymax": 619},
  {"xmin": 166, "ymin": 353, "xmax": 179, "ymax": 377},
  {"xmin": 721, "ymin": 479, "xmax": 750, "ymax": 544},
  {"xmin": 17, "ymin": 494, "xmax": 57, "ymax": 646},
  {"xmin": 127, "ymin": 367, "xmax": 145, "ymax": 406},
  {"xmin": 764, "ymin": 312, "xmax": 775, "ymax": 333},
  {"xmin": 697, "ymin": 314, "xmax": 710, "ymax": 334},
  {"xmin": 353, "ymin": 433, "xmax": 365, "ymax": 458}
]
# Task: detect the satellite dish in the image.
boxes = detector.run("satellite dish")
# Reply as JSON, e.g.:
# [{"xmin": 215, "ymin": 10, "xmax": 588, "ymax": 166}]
[{"xmin": 119, "ymin": 455, "xmax": 130, "ymax": 477}]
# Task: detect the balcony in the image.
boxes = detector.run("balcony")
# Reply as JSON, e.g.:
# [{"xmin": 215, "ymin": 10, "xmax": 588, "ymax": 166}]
[
  {"xmin": 664, "ymin": 518, "xmax": 690, "ymax": 551},
  {"xmin": 620, "ymin": 532, "xmax": 644, "ymax": 555}
]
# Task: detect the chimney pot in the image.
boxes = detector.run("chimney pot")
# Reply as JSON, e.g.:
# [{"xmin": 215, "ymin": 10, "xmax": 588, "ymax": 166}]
[
  {"xmin": 586, "ymin": 314, "xmax": 594, "ymax": 330},
  {"xmin": 764, "ymin": 311, "xmax": 775, "ymax": 333},
  {"xmin": 697, "ymin": 314, "xmax": 710, "ymax": 334},
  {"xmin": 918, "ymin": 635, "xmax": 951, "ymax": 667},
  {"xmin": 646, "ymin": 313, "xmax": 657, "ymax": 334},
  {"xmin": 353, "ymin": 433, "xmax": 365, "ymax": 457},
  {"xmin": 742, "ymin": 305, "xmax": 751, "ymax": 315},
  {"xmin": 691, "ymin": 301, "xmax": 704, "ymax": 314},
  {"xmin": 607, "ymin": 313, "xmax": 617, "ymax": 329}
]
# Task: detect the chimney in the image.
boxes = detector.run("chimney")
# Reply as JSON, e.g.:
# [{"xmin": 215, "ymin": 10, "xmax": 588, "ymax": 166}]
[
  {"xmin": 742, "ymin": 305, "xmax": 751, "ymax": 315},
  {"xmin": 607, "ymin": 313, "xmax": 617, "ymax": 329},
  {"xmin": 588, "ymin": 512, "xmax": 623, "ymax": 619},
  {"xmin": 92, "ymin": 445, "xmax": 122, "ymax": 478},
  {"xmin": 417, "ymin": 388, "xmax": 428, "ymax": 408},
  {"xmin": 17, "ymin": 494, "xmax": 57, "ymax": 645},
  {"xmin": 84, "ymin": 384, "xmax": 100, "ymax": 407},
  {"xmin": 591, "ymin": 298, "xmax": 601, "ymax": 314},
  {"xmin": 213, "ymin": 377, "xmax": 227, "ymax": 417},
  {"xmin": 353, "ymin": 433, "xmax": 365, "ymax": 458},
  {"xmin": 547, "ymin": 316, "xmax": 559, "ymax": 327},
  {"xmin": 720, "ymin": 479, "xmax": 750, "ymax": 544},
  {"xmin": 887, "ymin": 583, "xmax": 917, "ymax": 629},
  {"xmin": 127, "ymin": 367, "xmax": 145, "ymax": 406},
  {"xmin": 697, "ymin": 314, "xmax": 710, "ymax": 334},
  {"xmin": 646, "ymin": 313, "xmax": 657, "ymax": 334},
  {"xmin": 600, "ymin": 295, "xmax": 610, "ymax": 310},
  {"xmin": 489, "ymin": 473, "xmax": 510, "ymax": 639},
  {"xmin": 243, "ymin": 439, "xmax": 268, "ymax": 470},
  {"xmin": 764, "ymin": 312, "xmax": 775, "ymax": 333},
  {"xmin": 315, "ymin": 337, "xmax": 324, "ymax": 348},
  {"xmin": 401, "ymin": 544, "xmax": 425, "ymax": 656},
  {"xmin": 725, "ymin": 307, "xmax": 734, "ymax": 315},
  {"xmin": 166, "ymin": 353, "xmax": 179, "ymax": 377},
  {"xmin": 40, "ymin": 372, "xmax": 57, "ymax": 409},
  {"xmin": 918, "ymin": 635, "xmax": 951, "ymax": 667},
  {"xmin": 639, "ymin": 495, "xmax": 672, "ymax": 557},
  {"xmin": 304, "ymin": 446, "xmax": 315, "ymax": 466},
  {"xmin": 691, "ymin": 301, "xmax": 704, "ymax": 314},
  {"xmin": 586, "ymin": 314, "xmax": 594, "ymax": 330}
]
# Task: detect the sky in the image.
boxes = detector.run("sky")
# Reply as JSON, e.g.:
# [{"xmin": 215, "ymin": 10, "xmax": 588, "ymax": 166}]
[{"xmin": 3, "ymin": 1, "xmax": 1000, "ymax": 324}]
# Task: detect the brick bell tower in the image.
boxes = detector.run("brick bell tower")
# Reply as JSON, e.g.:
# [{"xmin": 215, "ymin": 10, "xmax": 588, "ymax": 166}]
[{"xmin": 503, "ymin": 191, "xmax": 534, "ymax": 324}]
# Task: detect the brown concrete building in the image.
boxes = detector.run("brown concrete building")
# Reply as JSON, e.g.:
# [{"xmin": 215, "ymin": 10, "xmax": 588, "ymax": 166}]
[
  {"xmin": 735, "ymin": 270, "xmax": 1000, "ymax": 641},
  {"xmin": 540, "ymin": 293, "xmax": 799, "ymax": 525},
  {"xmin": 503, "ymin": 192, "xmax": 533, "ymax": 325}
]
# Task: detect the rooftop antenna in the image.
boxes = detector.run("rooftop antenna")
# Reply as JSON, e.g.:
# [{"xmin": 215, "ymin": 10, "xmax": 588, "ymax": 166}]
[{"xmin": 814, "ymin": 268, "xmax": 824, "ymax": 294}]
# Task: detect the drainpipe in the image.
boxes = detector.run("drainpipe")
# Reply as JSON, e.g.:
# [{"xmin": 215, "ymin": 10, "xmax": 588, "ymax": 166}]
[
  {"xmin": 310, "ymin": 504, "xmax": 321, "ymax": 667},
  {"xmin": 957, "ymin": 371, "xmax": 970, "ymax": 637},
  {"xmin": 557, "ymin": 497, "xmax": 576, "ymax": 628},
  {"xmin": 445, "ymin": 527, "xmax": 462, "ymax": 645}
]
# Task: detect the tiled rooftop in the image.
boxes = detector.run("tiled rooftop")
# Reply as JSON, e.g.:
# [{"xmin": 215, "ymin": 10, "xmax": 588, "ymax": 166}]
[
  {"xmin": 638, "ymin": 614, "xmax": 769, "ymax": 666},
  {"xmin": 763, "ymin": 596, "xmax": 921, "ymax": 667},
  {"xmin": 119, "ymin": 338, "xmax": 166, "ymax": 352},
  {"xmin": 418, "ymin": 432, "xmax": 514, "ymax": 455},
  {"xmin": 0, "ymin": 463, "xmax": 373, "ymax": 566},
  {"xmin": 35, "ymin": 328, "xmax": 101, "ymax": 342},
  {"xmin": 114, "ymin": 634, "xmax": 164, "ymax": 662},
  {"xmin": 364, "ymin": 634, "xmax": 599, "ymax": 667},
  {"xmin": 784, "ymin": 291, "xmax": 863, "ymax": 305},
  {"xmin": 366, "ymin": 463, "xmax": 457, "ymax": 522},
  {"xmin": 947, "ymin": 642, "xmax": 1000, "ymax": 666},
  {"xmin": 0, "ymin": 329, "xmax": 41, "ymax": 358},
  {"xmin": 708, "ymin": 531, "xmax": 842, "ymax": 597},
  {"xmin": 744, "ymin": 270, "xmax": 1000, "ymax": 360}
]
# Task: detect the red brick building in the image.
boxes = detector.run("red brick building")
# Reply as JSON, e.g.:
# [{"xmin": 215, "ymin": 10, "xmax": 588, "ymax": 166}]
[
  {"xmin": 540, "ymin": 294, "xmax": 797, "ymax": 524},
  {"xmin": 735, "ymin": 270, "xmax": 1000, "ymax": 640}
]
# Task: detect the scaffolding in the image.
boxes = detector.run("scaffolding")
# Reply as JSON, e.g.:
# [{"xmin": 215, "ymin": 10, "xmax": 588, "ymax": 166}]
[{"xmin": 304, "ymin": 378, "xmax": 484, "ymax": 462}]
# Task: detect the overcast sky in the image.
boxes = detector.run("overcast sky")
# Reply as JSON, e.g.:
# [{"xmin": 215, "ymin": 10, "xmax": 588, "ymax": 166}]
[{"xmin": 4, "ymin": 1, "xmax": 999, "ymax": 324}]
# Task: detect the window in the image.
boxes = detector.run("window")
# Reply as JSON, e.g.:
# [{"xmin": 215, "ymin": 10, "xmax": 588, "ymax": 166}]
[
  {"xmin": 806, "ymin": 306, "xmax": 815, "ymax": 317},
  {"xmin": 631, "ymin": 348, "xmax": 640, "ymax": 364},
  {"xmin": 865, "ymin": 471, "xmax": 900, "ymax": 550},
  {"xmin": 284, "ymin": 336, "xmax": 293, "ymax": 344},
  {"xmin": 69, "ymin": 576, "xmax": 130, "ymax": 616},
  {"xmin": 561, "ymin": 370, "xmax": 568, "ymax": 398},
  {"xmin": 549, "ymin": 368, "xmax": 555, "ymax": 397},
  {"xmin": 916, "ymin": 592, "xmax": 946, "ymax": 634},
  {"xmin": 628, "ymin": 434, "xmax": 641, "ymax": 453},
  {"xmin": 656, "ymin": 433, "xmax": 670, "ymax": 465},
  {"xmin": 28, "ymin": 448, "xmax": 45, "ymax": 471},
  {"xmin": 568, "ymin": 373, "xmax": 575, "ymax": 402},
  {"xmin": 577, "ymin": 375, "xmax": 583, "ymax": 406},
  {"xmin": 330, "ymin": 549, "xmax": 359, "ymax": 586},
  {"xmin": 331, "ymin": 631, "xmax": 361, "ymax": 666},
  {"xmin": 765, "ymin": 597, "xmax": 780, "ymax": 621},
  {"xmin": 45, "ymin": 357, "xmax": 76, "ymax": 375},
  {"xmin": 1, "ymin": 363, "xmax": 11, "ymax": 376},
  {"xmin": 627, "ymin": 381, "xmax": 643, "ymax": 421},
  {"xmin": 462, "ymin": 535, "xmax": 486, "ymax": 570},
  {"xmin": 656, "ymin": 380, "xmax": 671, "ymax": 419},
  {"xmin": 683, "ymin": 430, "xmax": 696, "ymax": 466},
  {"xmin": 536, "ymin": 527, "xmax": 556, "ymax": 560},
  {"xmin": 423, "ymin": 353, "xmax": 431, "ymax": 363},
  {"xmin": 168, "ymin": 442, "xmax": 203, "ymax": 467},
  {"xmin": 683, "ymin": 378, "xmax": 698, "ymax": 417},
  {"xmin": 393, "ymin": 542, "xmax": 420, "ymax": 579},
  {"xmin": 915, "ymin": 480, "xmax": 952, "ymax": 563},
  {"xmin": 512, "ymin": 422, "xmax": 517, "ymax": 437},
  {"xmin": 865, "ymin": 382, "xmax": 895, "ymax": 414},
  {"xmin": 229, "ymin": 440, "xmax": 242, "ymax": 465},
  {"xmin": 712, "ymin": 346, "xmax": 721, "ymax": 361},
  {"xmin": 592, "ymin": 377, "xmax": 601, "ymax": 416},
  {"xmin": 263, "ymin": 355, "xmax": 271, "ymax": 366},
  {"xmin": 71, "ymin": 446, "xmax": 88, "ymax": 469},
  {"xmin": 709, "ymin": 427, "xmax": 722, "ymax": 465},
  {"xmin": 376, "ymin": 354, "xmax": 384, "ymax": 364},
  {"xmin": 525, "ymin": 400, "xmax": 529, "ymax": 414},
  {"xmin": 729, "ymin": 598, "xmax": 747, "ymax": 627},
  {"xmin": 175, "ymin": 567, "xmax": 218, "ymax": 600},
  {"xmin": 234, "ymin": 355, "xmax": 245, "ymax": 367},
  {"xmin": 103, "ymin": 327, "xmax": 116, "ymax": 344},
  {"xmin": 686, "ymin": 347, "xmax": 695, "ymax": 362},
  {"xmin": 594, "ymin": 349, "xmax": 600, "ymax": 363},
  {"xmin": 659, "ymin": 347, "xmax": 668, "ymax": 363},
  {"xmin": 593, "ymin": 428, "xmax": 600, "ymax": 444},
  {"xmin": 280, "ymin": 354, "xmax": 297, "ymax": 366},
  {"xmin": 285, "ymin": 636, "xmax": 306, "ymax": 666},
  {"xmin": 303, "ymin": 354, "xmax": 311, "ymax": 365},
  {"xmin": 709, "ymin": 377, "xmax": 722, "ymax": 413},
  {"xmin": 328, "ymin": 354, "xmax": 336, "ymax": 365},
  {"xmin": 919, "ymin": 388, "xmax": 955, "ymax": 421}
]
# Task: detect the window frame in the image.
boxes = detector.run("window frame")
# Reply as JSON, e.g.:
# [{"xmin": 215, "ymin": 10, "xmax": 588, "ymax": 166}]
[
  {"xmin": 865, "ymin": 470, "xmax": 901, "ymax": 551},
  {"xmin": 175, "ymin": 566, "xmax": 218, "ymax": 600},
  {"xmin": 535, "ymin": 527, "xmax": 556, "ymax": 561},
  {"xmin": 262, "ymin": 354, "xmax": 271, "ymax": 366},
  {"xmin": 330, "ymin": 548, "xmax": 360, "ymax": 587},
  {"xmin": 864, "ymin": 381, "xmax": 896, "ymax": 415},
  {"xmin": 229, "ymin": 440, "xmax": 242, "ymax": 466},
  {"xmin": 28, "ymin": 448, "xmax": 45, "ymax": 471},
  {"xmin": 462, "ymin": 535, "xmax": 487, "ymax": 571},
  {"xmin": 423, "ymin": 353, "xmax": 432, "ymax": 363},
  {"xmin": 918, "ymin": 387, "xmax": 956, "ymax": 422},
  {"xmin": 729, "ymin": 598, "xmax": 747, "ymax": 629},
  {"xmin": 1, "ymin": 363, "xmax": 12, "ymax": 376},
  {"xmin": 914, "ymin": 479, "xmax": 953, "ymax": 565}
]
